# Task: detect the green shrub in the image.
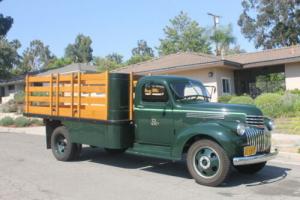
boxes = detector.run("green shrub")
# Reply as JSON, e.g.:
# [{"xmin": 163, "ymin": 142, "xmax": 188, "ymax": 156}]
[
  {"xmin": 14, "ymin": 91, "xmax": 25, "ymax": 104},
  {"xmin": 0, "ymin": 116, "xmax": 14, "ymax": 126},
  {"xmin": 294, "ymin": 100, "xmax": 300, "ymax": 112},
  {"xmin": 218, "ymin": 95, "xmax": 234, "ymax": 103},
  {"xmin": 14, "ymin": 117, "xmax": 31, "ymax": 127},
  {"xmin": 255, "ymin": 93, "xmax": 283, "ymax": 117},
  {"xmin": 228, "ymin": 95, "xmax": 255, "ymax": 105},
  {"xmin": 281, "ymin": 92, "xmax": 299, "ymax": 116},
  {"xmin": 30, "ymin": 118, "xmax": 44, "ymax": 126},
  {"xmin": 290, "ymin": 89, "xmax": 300, "ymax": 96}
]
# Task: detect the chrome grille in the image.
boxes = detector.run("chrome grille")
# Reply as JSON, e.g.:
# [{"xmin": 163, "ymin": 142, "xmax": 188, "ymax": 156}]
[
  {"xmin": 245, "ymin": 128, "xmax": 271, "ymax": 152},
  {"xmin": 246, "ymin": 115, "xmax": 264, "ymax": 127}
]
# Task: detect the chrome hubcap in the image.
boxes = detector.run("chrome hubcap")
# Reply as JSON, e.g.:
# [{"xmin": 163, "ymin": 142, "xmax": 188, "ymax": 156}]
[{"xmin": 194, "ymin": 147, "xmax": 220, "ymax": 178}]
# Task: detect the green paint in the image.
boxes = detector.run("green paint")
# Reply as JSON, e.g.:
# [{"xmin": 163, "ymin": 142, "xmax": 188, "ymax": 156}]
[{"xmin": 47, "ymin": 74, "xmax": 272, "ymax": 161}]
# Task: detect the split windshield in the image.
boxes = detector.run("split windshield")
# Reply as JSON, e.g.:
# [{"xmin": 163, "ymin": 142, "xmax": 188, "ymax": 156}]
[{"xmin": 170, "ymin": 80, "xmax": 210, "ymax": 102}]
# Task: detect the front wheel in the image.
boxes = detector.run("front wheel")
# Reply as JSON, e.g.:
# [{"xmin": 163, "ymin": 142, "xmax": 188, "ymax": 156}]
[
  {"xmin": 186, "ymin": 139, "xmax": 230, "ymax": 187},
  {"xmin": 235, "ymin": 162, "xmax": 266, "ymax": 174}
]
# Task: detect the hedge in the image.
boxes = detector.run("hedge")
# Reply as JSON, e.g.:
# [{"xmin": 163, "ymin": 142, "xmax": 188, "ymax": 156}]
[{"xmin": 228, "ymin": 96, "xmax": 255, "ymax": 105}]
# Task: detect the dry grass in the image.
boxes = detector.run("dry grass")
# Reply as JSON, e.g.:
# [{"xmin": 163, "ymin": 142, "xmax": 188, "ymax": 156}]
[{"xmin": 275, "ymin": 117, "xmax": 300, "ymax": 135}]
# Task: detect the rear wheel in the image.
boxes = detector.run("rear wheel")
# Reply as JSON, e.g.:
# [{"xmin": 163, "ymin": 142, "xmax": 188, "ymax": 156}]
[
  {"xmin": 235, "ymin": 162, "xmax": 266, "ymax": 174},
  {"xmin": 187, "ymin": 139, "xmax": 230, "ymax": 187},
  {"xmin": 51, "ymin": 126, "xmax": 81, "ymax": 161}
]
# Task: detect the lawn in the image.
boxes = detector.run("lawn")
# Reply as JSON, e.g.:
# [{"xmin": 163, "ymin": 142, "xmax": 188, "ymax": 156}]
[{"xmin": 274, "ymin": 117, "xmax": 300, "ymax": 135}]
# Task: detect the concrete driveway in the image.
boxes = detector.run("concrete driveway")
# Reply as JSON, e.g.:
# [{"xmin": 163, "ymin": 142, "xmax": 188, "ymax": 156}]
[{"xmin": 0, "ymin": 132, "xmax": 300, "ymax": 200}]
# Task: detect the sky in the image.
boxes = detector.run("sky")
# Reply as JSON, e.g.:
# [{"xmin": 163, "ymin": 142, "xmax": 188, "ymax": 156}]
[{"xmin": 1, "ymin": 0, "xmax": 257, "ymax": 60}]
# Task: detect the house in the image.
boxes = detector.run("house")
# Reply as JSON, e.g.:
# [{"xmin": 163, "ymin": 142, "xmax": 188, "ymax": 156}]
[
  {"xmin": 114, "ymin": 45, "xmax": 300, "ymax": 102},
  {"xmin": 0, "ymin": 63, "xmax": 97, "ymax": 104}
]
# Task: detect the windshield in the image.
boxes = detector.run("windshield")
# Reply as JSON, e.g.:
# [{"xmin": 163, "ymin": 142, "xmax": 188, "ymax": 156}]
[{"xmin": 170, "ymin": 80, "xmax": 210, "ymax": 102}]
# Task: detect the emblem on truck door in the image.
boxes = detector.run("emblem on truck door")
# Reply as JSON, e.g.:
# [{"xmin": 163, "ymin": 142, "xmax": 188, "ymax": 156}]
[{"xmin": 150, "ymin": 118, "xmax": 160, "ymax": 126}]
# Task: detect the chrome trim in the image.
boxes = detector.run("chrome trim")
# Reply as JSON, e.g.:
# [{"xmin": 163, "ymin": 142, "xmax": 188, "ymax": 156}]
[
  {"xmin": 245, "ymin": 127, "xmax": 271, "ymax": 152},
  {"xmin": 233, "ymin": 149, "xmax": 278, "ymax": 166}
]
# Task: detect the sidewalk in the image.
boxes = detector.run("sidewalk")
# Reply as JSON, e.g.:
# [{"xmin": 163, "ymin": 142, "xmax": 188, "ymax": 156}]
[{"xmin": 0, "ymin": 126, "xmax": 45, "ymax": 135}]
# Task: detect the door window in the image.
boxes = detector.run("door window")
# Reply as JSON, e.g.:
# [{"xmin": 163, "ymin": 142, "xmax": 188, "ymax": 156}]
[{"xmin": 142, "ymin": 83, "xmax": 168, "ymax": 102}]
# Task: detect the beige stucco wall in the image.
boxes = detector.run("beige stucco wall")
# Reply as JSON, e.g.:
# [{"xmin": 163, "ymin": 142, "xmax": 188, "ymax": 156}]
[
  {"xmin": 215, "ymin": 67, "xmax": 235, "ymax": 97},
  {"xmin": 285, "ymin": 62, "xmax": 300, "ymax": 90}
]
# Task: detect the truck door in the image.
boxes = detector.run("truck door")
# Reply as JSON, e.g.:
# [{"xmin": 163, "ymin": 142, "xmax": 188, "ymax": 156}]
[{"xmin": 135, "ymin": 81, "xmax": 173, "ymax": 146}]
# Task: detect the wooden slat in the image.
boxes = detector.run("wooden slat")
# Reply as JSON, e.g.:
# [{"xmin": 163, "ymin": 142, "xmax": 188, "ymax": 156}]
[
  {"xmin": 28, "ymin": 86, "xmax": 50, "ymax": 92},
  {"xmin": 56, "ymin": 74, "xmax": 59, "ymax": 115},
  {"xmin": 71, "ymin": 73, "xmax": 74, "ymax": 117},
  {"xmin": 28, "ymin": 76, "xmax": 51, "ymax": 82},
  {"xmin": 29, "ymin": 96, "xmax": 49, "ymax": 102},
  {"xmin": 50, "ymin": 74, "xmax": 53, "ymax": 115},
  {"xmin": 59, "ymin": 86, "xmax": 106, "ymax": 93},
  {"xmin": 59, "ymin": 97, "xmax": 106, "ymax": 104},
  {"xmin": 105, "ymin": 71, "xmax": 109, "ymax": 119},
  {"xmin": 59, "ymin": 74, "xmax": 73, "ymax": 82},
  {"xmin": 25, "ymin": 75, "xmax": 29, "ymax": 112},
  {"xmin": 81, "ymin": 73, "xmax": 106, "ymax": 80},
  {"xmin": 77, "ymin": 72, "xmax": 81, "ymax": 118},
  {"xmin": 27, "ymin": 106, "xmax": 51, "ymax": 115}
]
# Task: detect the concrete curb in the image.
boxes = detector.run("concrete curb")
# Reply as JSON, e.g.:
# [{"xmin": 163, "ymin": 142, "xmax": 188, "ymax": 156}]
[{"xmin": 0, "ymin": 126, "xmax": 45, "ymax": 136}]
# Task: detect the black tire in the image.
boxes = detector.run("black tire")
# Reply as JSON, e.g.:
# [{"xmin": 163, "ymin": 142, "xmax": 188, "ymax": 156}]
[
  {"xmin": 104, "ymin": 148, "xmax": 126, "ymax": 155},
  {"xmin": 187, "ymin": 139, "xmax": 230, "ymax": 187},
  {"xmin": 51, "ymin": 126, "xmax": 81, "ymax": 161},
  {"xmin": 235, "ymin": 162, "xmax": 266, "ymax": 174}
]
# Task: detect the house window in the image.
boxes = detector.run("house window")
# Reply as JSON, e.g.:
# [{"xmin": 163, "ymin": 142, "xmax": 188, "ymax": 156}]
[
  {"xmin": 142, "ymin": 83, "xmax": 168, "ymax": 102},
  {"xmin": 222, "ymin": 78, "xmax": 231, "ymax": 94},
  {"xmin": 8, "ymin": 85, "xmax": 15, "ymax": 91}
]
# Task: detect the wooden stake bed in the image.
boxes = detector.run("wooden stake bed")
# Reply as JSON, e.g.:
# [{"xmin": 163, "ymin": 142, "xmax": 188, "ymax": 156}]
[{"xmin": 24, "ymin": 71, "xmax": 110, "ymax": 121}]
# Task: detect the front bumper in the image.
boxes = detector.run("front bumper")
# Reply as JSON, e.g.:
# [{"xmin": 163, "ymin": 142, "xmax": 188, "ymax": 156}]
[{"xmin": 232, "ymin": 149, "xmax": 278, "ymax": 166}]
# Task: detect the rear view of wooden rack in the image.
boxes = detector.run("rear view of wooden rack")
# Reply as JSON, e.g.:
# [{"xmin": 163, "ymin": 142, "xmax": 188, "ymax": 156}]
[{"xmin": 25, "ymin": 71, "xmax": 109, "ymax": 120}]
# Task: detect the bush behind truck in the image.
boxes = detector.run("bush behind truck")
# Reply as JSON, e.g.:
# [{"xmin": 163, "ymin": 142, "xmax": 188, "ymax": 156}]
[{"xmin": 24, "ymin": 72, "xmax": 278, "ymax": 186}]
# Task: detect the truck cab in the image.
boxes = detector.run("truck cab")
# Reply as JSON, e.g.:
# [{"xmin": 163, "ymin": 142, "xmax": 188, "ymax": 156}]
[{"xmin": 24, "ymin": 72, "xmax": 278, "ymax": 186}]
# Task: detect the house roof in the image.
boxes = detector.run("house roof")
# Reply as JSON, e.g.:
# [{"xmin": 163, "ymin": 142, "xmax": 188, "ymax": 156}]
[
  {"xmin": 225, "ymin": 45, "xmax": 300, "ymax": 68},
  {"xmin": 114, "ymin": 52, "xmax": 240, "ymax": 74},
  {"xmin": 37, "ymin": 63, "xmax": 97, "ymax": 76},
  {"xmin": 115, "ymin": 45, "xmax": 300, "ymax": 73}
]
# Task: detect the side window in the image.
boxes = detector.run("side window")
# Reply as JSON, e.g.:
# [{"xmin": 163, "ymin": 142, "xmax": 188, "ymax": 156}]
[
  {"xmin": 222, "ymin": 78, "xmax": 231, "ymax": 94},
  {"xmin": 142, "ymin": 83, "xmax": 168, "ymax": 102}
]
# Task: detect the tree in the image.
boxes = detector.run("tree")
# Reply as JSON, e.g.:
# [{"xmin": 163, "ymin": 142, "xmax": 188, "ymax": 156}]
[
  {"xmin": 106, "ymin": 53, "xmax": 123, "ymax": 64},
  {"xmin": 127, "ymin": 40, "xmax": 154, "ymax": 65},
  {"xmin": 20, "ymin": 40, "xmax": 55, "ymax": 73},
  {"xmin": 46, "ymin": 57, "xmax": 72, "ymax": 69},
  {"xmin": 65, "ymin": 34, "xmax": 93, "ymax": 63},
  {"xmin": 94, "ymin": 57, "xmax": 123, "ymax": 72},
  {"xmin": 0, "ymin": 38, "xmax": 21, "ymax": 78},
  {"xmin": 126, "ymin": 55, "xmax": 153, "ymax": 65},
  {"xmin": 132, "ymin": 40, "xmax": 154, "ymax": 57},
  {"xmin": 158, "ymin": 11, "xmax": 211, "ymax": 55},
  {"xmin": 210, "ymin": 24, "xmax": 236, "ymax": 55},
  {"xmin": 238, "ymin": 0, "xmax": 300, "ymax": 49},
  {"xmin": 225, "ymin": 45, "xmax": 246, "ymax": 55},
  {"xmin": 0, "ymin": 0, "xmax": 13, "ymax": 37}
]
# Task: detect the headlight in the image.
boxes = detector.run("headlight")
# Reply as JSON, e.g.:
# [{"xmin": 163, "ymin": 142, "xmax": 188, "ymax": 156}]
[
  {"xmin": 267, "ymin": 120, "xmax": 275, "ymax": 131},
  {"xmin": 236, "ymin": 123, "xmax": 246, "ymax": 136}
]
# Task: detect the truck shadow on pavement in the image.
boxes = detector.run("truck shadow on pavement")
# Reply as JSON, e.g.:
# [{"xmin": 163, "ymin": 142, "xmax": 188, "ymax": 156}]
[{"xmin": 79, "ymin": 147, "xmax": 290, "ymax": 187}]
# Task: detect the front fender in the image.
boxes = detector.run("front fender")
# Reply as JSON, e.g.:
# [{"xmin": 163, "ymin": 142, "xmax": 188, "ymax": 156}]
[{"xmin": 171, "ymin": 122, "xmax": 243, "ymax": 160}]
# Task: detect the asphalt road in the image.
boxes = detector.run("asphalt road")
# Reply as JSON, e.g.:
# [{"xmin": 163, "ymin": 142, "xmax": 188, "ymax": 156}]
[{"xmin": 0, "ymin": 132, "xmax": 300, "ymax": 200}]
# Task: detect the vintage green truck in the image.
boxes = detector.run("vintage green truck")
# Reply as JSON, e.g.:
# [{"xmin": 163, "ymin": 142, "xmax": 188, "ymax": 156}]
[{"xmin": 24, "ymin": 72, "xmax": 278, "ymax": 186}]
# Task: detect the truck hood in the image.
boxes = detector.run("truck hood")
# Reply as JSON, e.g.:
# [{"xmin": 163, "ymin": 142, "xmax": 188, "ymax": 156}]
[{"xmin": 177, "ymin": 102, "xmax": 263, "ymax": 116}]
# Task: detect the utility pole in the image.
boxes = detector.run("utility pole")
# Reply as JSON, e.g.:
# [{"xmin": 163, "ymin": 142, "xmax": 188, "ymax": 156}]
[{"xmin": 208, "ymin": 12, "xmax": 221, "ymax": 55}]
